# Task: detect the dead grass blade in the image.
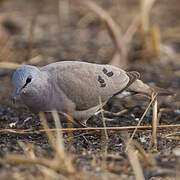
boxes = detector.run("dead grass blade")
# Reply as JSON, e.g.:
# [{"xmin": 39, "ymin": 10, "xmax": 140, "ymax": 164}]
[
  {"xmin": 18, "ymin": 141, "xmax": 35, "ymax": 159},
  {"xmin": 0, "ymin": 62, "xmax": 24, "ymax": 69},
  {"xmin": 18, "ymin": 141, "xmax": 60, "ymax": 179},
  {"xmin": 165, "ymin": 132, "xmax": 180, "ymax": 138},
  {"xmin": 126, "ymin": 93, "xmax": 158, "ymax": 151},
  {"xmin": 140, "ymin": 0, "xmax": 156, "ymax": 34},
  {"xmin": 5, "ymin": 111, "xmax": 75, "ymax": 178},
  {"xmin": 39, "ymin": 112, "xmax": 57, "ymax": 151},
  {"xmin": 83, "ymin": 0, "xmax": 124, "ymax": 53},
  {"xmin": 51, "ymin": 110, "xmax": 75, "ymax": 173},
  {"xmin": 166, "ymin": 136, "xmax": 180, "ymax": 140},
  {"xmin": 150, "ymin": 25, "xmax": 161, "ymax": 56},
  {"xmin": 5, "ymin": 154, "xmax": 64, "ymax": 171},
  {"xmin": 121, "ymin": 132, "xmax": 145, "ymax": 180},
  {"xmin": 39, "ymin": 165, "xmax": 69, "ymax": 180},
  {"xmin": 65, "ymin": 131, "xmax": 96, "ymax": 141},
  {"xmin": 126, "ymin": 144, "xmax": 145, "ymax": 180},
  {"xmin": 40, "ymin": 112, "xmax": 75, "ymax": 174},
  {"xmin": 139, "ymin": 0, "xmax": 162, "ymax": 57},
  {"xmin": 131, "ymin": 140, "xmax": 156, "ymax": 166},
  {"xmin": 1, "ymin": 123, "xmax": 180, "ymax": 135},
  {"xmin": 152, "ymin": 91, "xmax": 158, "ymax": 151},
  {"xmin": 51, "ymin": 110, "xmax": 65, "ymax": 157},
  {"xmin": 81, "ymin": 0, "xmax": 127, "ymax": 68}
]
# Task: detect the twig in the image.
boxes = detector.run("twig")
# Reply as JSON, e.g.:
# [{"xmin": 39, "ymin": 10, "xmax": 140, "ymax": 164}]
[
  {"xmin": 83, "ymin": 0, "xmax": 124, "ymax": 53},
  {"xmin": 65, "ymin": 131, "xmax": 95, "ymax": 141},
  {"xmin": 0, "ymin": 62, "xmax": 24, "ymax": 69},
  {"xmin": 150, "ymin": 25, "xmax": 161, "ymax": 56},
  {"xmin": 152, "ymin": 92, "xmax": 158, "ymax": 151},
  {"xmin": 52, "ymin": 111, "xmax": 65, "ymax": 157},
  {"xmin": 140, "ymin": 0, "xmax": 156, "ymax": 33},
  {"xmin": 126, "ymin": 143, "xmax": 145, "ymax": 180},
  {"xmin": 1, "ymin": 123, "xmax": 180, "ymax": 134},
  {"xmin": 39, "ymin": 112, "xmax": 75, "ymax": 174},
  {"xmin": 51, "ymin": 111, "xmax": 75, "ymax": 173},
  {"xmin": 39, "ymin": 112, "xmax": 57, "ymax": 153},
  {"xmin": 126, "ymin": 93, "xmax": 158, "ymax": 151},
  {"xmin": 164, "ymin": 132, "xmax": 180, "ymax": 138},
  {"xmin": 139, "ymin": 0, "xmax": 157, "ymax": 50},
  {"xmin": 121, "ymin": 132, "xmax": 145, "ymax": 180},
  {"xmin": 5, "ymin": 154, "xmax": 65, "ymax": 172},
  {"xmin": 81, "ymin": 0, "xmax": 127, "ymax": 68},
  {"xmin": 131, "ymin": 140, "xmax": 155, "ymax": 166}
]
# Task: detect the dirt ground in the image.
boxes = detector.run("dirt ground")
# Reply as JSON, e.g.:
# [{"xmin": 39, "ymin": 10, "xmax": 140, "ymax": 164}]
[{"xmin": 0, "ymin": 0, "xmax": 180, "ymax": 179}]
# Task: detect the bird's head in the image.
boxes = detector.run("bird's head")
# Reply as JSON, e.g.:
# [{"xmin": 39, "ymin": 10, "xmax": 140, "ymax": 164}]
[{"xmin": 12, "ymin": 65, "xmax": 40, "ymax": 102}]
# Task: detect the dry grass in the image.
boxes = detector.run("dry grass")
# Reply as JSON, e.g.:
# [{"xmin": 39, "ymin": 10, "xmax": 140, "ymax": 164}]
[
  {"xmin": 0, "ymin": 0, "xmax": 179, "ymax": 179},
  {"xmin": 81, "ymin": 0, "xmax": 140, "ymax": 69},
  {"xmin": 152, "ymin": 91, "xmax": 158, "ymax": 151},
  {"xmin": 1, "ymin": 96, "xmax": 178, "ymax": 179},
  {"xmin": 1, "ymin": 123, "xmax": 180, "ymax": 134},
  {"xmin": 126, "ymin": 142, "xmax": 145, "ymax": 180},
  {"xmin": 126, "ymin": 92, "xmax": 158, "ymax": 151},
  {"xmin": 0, "ymin": 61, "xmax": 24, "ymax": 69},
  {"xmin": 5, "ymin": 111, "xmax": 76, "ymax": 179}
]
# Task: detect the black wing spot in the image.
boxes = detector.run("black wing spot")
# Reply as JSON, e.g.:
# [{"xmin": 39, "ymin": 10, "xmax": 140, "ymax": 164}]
[
  {"xmin": 102, "ymin": 68, "xmax": 114, "ymax": 77},
  {"xmin": 98, "ymin": 75, "xmax": 105, "ymax": 84},
  {"xmin": 98, "ymin": 75, "xmax": 106, "ymax": 88},
  {"xmin": 102, "ymin": 68, "xmax": 108, "ymax": 74},
  {"xmin": 106, "ymin": 71, "xmax": 114, "ymax": 77}
]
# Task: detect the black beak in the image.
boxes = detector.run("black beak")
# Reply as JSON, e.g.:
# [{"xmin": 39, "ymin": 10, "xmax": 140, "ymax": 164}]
[{"xmin": 12, "ymin": 89, "xmax": 20, "ymax": 104}]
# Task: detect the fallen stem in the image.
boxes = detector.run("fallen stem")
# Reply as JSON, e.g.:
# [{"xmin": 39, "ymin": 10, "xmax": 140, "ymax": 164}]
[{"xmin": 1, "ymin": 123, "xmax": 180, "ymax": 134}]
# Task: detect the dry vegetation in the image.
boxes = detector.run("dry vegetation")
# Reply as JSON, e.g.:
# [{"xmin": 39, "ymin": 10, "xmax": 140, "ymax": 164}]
[{"xmin": 0, "ymin": 0, "xmax": 180, "ymax": 179}]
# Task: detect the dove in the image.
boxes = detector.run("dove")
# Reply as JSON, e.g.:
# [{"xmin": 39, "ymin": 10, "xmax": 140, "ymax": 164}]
[{"xmin": 12, "ymin": 61, "xmax": 172, "ymax": 126}]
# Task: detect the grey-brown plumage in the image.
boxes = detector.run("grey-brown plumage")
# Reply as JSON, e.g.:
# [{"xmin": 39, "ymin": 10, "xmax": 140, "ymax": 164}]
[{"xmin": 12, "ymin": 61, "xmax": 172, "ymax": 126}]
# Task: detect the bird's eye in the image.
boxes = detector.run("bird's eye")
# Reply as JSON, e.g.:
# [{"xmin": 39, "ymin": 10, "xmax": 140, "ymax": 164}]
[
  {"xmin": 22, "ymin": 77, "xmax": 32, "ymax": 88},
  {"xmin": 26, "ymin": 77, "xmax": 32, "ymax": 84}
]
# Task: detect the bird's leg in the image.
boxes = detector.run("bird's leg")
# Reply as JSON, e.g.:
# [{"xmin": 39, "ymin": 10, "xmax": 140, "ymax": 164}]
[
  {"xmin": 75, "ymin": 120, "xmax": 87, "ymax": 128},
  {"xmin": 59, "ymin": 112, "xmax": 87, "ymax": 128},
  {"xmin": 94, "ymin": 109, "xmax": 104, "ymax": 116},
  {"xmin": 95, "ymin": 109, "xmax": 128, "ymax": 119},
  {"xmin": 94, "ymin": 111, "xmax": 115, "ymax": 121},
  {"xmin": 102, "ymin": 117, "xmax": 118, "ymax": 122}
]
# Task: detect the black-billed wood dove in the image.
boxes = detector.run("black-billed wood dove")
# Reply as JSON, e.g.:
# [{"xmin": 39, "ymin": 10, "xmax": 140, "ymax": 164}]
[{"xmin": 12, "ymin": 61, "xmax": 172, "ymax": 126}]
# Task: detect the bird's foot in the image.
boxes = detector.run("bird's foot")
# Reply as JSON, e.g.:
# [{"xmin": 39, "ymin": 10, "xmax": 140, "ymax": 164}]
[{"xmin": 95, "ymin": 109, "xmax": 128, "ymax": 118}]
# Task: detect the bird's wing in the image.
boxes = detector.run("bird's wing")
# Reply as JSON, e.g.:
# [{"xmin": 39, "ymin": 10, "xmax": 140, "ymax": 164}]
[{"xmin": 41, "ymin": 61, "xmax": 138, "ymax": 110}]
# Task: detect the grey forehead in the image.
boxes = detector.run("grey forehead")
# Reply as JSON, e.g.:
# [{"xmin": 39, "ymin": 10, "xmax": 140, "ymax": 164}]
[{"xmin": 12, "ymin": 65, "xmax": 39, "ymax": 87}]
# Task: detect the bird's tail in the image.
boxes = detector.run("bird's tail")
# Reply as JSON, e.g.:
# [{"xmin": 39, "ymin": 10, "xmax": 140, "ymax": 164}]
[
  {"xmin": 127, "ymin": 79, "xmax": 174, "ymax": 96},
  {"xmin": 152, "ymin": 87, "xmax": 174, "ymax": 96}
]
